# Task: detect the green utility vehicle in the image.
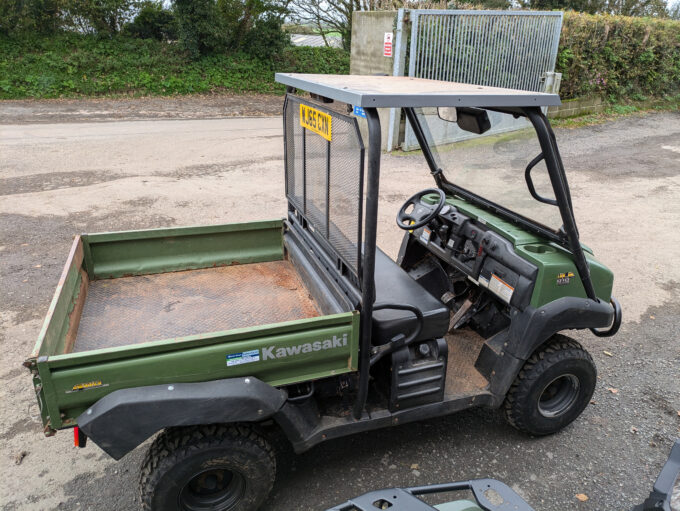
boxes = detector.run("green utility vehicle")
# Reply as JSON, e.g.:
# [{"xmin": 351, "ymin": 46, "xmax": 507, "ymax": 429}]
[{"xmin": 25, "ymin": 74, "xmax": 621, "ymax": 511}]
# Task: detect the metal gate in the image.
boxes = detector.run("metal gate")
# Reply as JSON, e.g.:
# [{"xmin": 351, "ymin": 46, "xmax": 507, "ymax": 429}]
[{"xmin": 397, "ymin": 10, "xmax": 563, "ymax": 150}]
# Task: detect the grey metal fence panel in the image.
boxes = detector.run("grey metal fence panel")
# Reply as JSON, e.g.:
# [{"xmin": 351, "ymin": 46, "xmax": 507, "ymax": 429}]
[{"xmin": 403, "ymin": 10, "xmax": 562, "ymax": 150}]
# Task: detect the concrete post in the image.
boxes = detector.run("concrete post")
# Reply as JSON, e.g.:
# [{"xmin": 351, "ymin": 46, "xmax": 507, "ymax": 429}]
[{"xmin": 350, "ymin": 11, "xmax": 400, "ymax": 151}]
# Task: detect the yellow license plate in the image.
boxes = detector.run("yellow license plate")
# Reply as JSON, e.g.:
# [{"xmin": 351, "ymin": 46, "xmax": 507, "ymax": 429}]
[{"xmin": 300, "ymin": 104, "xmax": 332, "ymax": 141}]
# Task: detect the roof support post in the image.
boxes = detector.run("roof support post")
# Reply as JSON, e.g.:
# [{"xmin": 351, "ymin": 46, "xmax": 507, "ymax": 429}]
[
  {"xmin": 525, "ymin": 107, "xmax": 597, "ymax": 301},
  {"xmin": 403, "ymin": 107, "xmax": 444, "ymax": 188},
  {"xmin": 353, "ymin": 107, "xmax": 381, "ymax": 420}
]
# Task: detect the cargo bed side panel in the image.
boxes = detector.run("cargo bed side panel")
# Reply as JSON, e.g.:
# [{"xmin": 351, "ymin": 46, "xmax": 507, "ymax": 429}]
[
  {"xmin": 27, "ymin": 236, "xmax": 89, "ymax": 431},
  {"xmin": 30, "ymin": 236, "xmax": 88, "ymax": 359},
  {"xmin": 85, "ymin": 220, "xmax": 284, "ymax": 279},
  {"xmin": 42, "ymin": 312, "xmax": 359, "ymax": 429}
]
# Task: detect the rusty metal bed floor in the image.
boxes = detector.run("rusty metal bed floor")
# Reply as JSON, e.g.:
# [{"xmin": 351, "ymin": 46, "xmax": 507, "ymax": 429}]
[{"xmin": 72, "ymin": 260, "xmax": 321, "ymax": 353}]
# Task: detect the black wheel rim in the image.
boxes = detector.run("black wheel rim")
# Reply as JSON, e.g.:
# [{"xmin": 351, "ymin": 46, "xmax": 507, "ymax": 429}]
[
  {"xmin": 538, "ymin": 374, "xmax": 580, "ymax": 418},
  {"xmin": 179, "ymin": 468, "xmax": 246, "ymax": 511}
]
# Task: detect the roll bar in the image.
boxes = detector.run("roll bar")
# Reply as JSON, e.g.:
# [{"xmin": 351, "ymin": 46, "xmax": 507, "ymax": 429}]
[
  {"xmin": 525, "ymin": 108, "xmax": 596, "ymax": 300},
  {"xmin": 353, "ymin": 107, "xmax": 381, "ymax": 420}
]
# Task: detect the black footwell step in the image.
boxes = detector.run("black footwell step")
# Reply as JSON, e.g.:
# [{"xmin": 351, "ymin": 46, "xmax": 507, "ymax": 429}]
[{"xmin": 389, "ymin": 338, "xmax": 448, "ymax": 411}]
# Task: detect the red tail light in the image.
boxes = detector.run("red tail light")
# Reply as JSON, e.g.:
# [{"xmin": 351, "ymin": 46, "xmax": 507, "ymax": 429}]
[{"xmin": 73, "ymin": 426, "xmax": 87, "ymax": 448}]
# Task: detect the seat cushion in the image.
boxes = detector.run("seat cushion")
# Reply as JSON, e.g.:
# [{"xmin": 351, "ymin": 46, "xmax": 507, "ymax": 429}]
[{"xmin": 371, "ymin": 248, "xmax": 450, "ymax": 345}]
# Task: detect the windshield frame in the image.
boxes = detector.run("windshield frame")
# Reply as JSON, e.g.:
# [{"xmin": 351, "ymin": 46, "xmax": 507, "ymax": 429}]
[
  {"xmin": 405, "ymin": 103, "xmax": 598, "ymax": 303},
  {"xmin": 403, "ymin": 105, "xmax": 568, "ymax": 247}
]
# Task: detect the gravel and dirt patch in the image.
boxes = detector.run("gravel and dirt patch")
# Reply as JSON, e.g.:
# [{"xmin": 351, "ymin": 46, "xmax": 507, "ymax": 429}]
[{"xmin": 0, "ymin": 94, "xmax": 284, "ymax": 124}]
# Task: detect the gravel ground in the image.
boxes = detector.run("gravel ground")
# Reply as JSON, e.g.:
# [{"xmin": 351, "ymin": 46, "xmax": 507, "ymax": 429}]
[
  {"xmin": 0, "ymin": 94, "xmax": 284, "ymax": 124},
  {"xmin": 0, "ymin": 103, "xmax": 678, "ymax": 511}
]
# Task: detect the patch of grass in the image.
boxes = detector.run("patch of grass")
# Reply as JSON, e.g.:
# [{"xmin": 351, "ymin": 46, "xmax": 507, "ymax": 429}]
[
  {"xmin": 0, "ymin": 33, "xmax": 349, "ymax": 99},
  {"xmin": 313, "ymin": 29, "xmax": 342, "ymax": 38},
  {"xmin": 608, "ymin": 104, "xmax": 639, "ymax": 115},
  {"xmin": 552, "ymin": 96, "xmax": 680, "ymax": 129}
]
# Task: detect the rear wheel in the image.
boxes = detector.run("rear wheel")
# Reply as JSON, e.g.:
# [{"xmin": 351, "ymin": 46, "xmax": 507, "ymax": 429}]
[
  {"xmin": 504, "ymin": 335, "xmax": 596, "ymax": 436},
  {"xmin": 139, "ymin": 424, "xmax": 275, "ymax": 511}
]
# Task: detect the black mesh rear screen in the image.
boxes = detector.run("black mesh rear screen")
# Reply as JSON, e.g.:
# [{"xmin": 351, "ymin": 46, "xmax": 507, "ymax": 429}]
[{"xmin": 284, "ymin": 95, "xmax": 365, "ymax": 280}]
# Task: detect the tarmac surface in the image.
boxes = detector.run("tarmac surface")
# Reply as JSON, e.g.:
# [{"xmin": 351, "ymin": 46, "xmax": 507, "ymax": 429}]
[{"xmin": 0, "ymin": 100, "xmax": 679, "ymax": 511}]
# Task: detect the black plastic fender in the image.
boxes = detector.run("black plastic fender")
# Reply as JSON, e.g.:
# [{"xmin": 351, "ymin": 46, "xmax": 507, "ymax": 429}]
[
  {"xmin": 77, "ymin": 377, "xmax": 287, "ymax": 460},
  {"xmin": 476, "ymin": 296, "xmax": 618, "ymax": 398},
  {"xmin": 508, "ymin": 296, "xmax": 616, "ymax": 360}
]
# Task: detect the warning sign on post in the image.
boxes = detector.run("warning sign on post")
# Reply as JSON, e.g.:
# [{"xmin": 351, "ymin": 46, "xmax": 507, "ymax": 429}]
[{"xmin": 383, "ymin": 32, "xmax": 393, "ymax": 57}]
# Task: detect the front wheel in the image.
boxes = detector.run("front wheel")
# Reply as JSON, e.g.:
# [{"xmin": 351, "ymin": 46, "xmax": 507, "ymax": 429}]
[
  {"xmin": 139, "ymin": 424, "xmax": 275, "ymax": 511},
  {"xmin": 504, "ymin": 335, "xmax": 596, "ymax": 436}
]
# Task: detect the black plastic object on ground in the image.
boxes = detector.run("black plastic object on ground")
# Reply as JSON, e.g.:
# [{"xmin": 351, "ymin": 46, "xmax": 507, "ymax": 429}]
[{"xmin": 326, "ymin": 478, "xmax": 535, "ymax": 511}]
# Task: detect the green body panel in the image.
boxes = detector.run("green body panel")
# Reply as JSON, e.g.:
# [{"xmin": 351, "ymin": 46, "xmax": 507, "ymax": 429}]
[
  {"xmin": 31, "ymin": 238, "xmax": 87, "ymax": 359},
  {"xmin": 84, "ymin": 219, "xmax": 284, "ymax": 279},
  {"xmin": 516, "ymin": 242, "xmax": 613, "ymax": 307},
  {"xmin": 46, "ymin": 313, "xmax": 358, "ymax": 428},
  {"xmin": 423, "ymin": 194, "xmax": 614, "ymax": 307},
  {"xmin": 447, "ymin": 197, "xmax": 543, "ymax": 246},
  {"xmin": 27, "ymin": 220, "xmax": 361, "ymax": 432}
]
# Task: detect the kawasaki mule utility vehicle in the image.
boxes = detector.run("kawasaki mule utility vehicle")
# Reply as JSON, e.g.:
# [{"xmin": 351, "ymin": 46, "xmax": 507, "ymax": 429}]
[{"xmin": 25, "ymin": 74, "xmax": 621, "ymax": 511}]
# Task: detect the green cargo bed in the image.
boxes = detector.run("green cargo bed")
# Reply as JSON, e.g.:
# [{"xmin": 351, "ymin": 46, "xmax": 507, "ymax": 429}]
[{"xmin": 26, "ymin": 220, "xmax": 359, "ymax": 433}]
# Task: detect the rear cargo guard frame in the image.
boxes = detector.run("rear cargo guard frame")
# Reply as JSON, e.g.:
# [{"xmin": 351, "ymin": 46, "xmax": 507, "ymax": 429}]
[
  {"xmin": 282, "ymin": 90, "xmax": 384, "ymax": 420},
  {"xmin": 283, "ymin": 94, "xmax": 366, "ymax": 285}
]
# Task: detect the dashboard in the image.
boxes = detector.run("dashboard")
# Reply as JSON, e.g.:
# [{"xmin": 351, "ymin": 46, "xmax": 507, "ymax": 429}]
[{"xmin": 409, "ymin": 200, "xmax": 538, "ymax": 311}]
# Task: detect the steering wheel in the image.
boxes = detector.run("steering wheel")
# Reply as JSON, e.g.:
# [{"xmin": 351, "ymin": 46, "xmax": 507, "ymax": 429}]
[{"xmin": 396, "ymin": 188, "xmax": 447, "ymax": 230}]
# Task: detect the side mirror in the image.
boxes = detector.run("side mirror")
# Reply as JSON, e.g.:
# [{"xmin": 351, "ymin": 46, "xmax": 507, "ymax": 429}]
[
  {"xmin": 437, "ymin": 107, "xmax": 491, "ymax": 135},
  {"xmin": 437, "ymin": 107, "xmax": 457, "ymax": 122}
]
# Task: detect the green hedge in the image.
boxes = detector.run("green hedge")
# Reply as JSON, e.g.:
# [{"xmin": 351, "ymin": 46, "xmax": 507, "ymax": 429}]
[
  {"xmin": 3, "ymin": 14, "xmax": 679, "ymax": 103},
  {"xmin": 557, "ymin": 11, "xmax": 680, "ymax": 101},
  {"xmin": 0, "ymin": 34, "xmax": 349, "ymax": 99}
]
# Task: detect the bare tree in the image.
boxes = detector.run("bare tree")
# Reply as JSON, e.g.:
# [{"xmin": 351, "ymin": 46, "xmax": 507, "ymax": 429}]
[
  {"xmin": 607, "ymin": 0, "xmax": 668, "ymax": 16},
  {"xmin": 290, "ymin": 1, "xmax": 445, "ymax": 50},
  {"xmin": 289, "ymin": 0, "xmax": 365, "ymax": 50}
]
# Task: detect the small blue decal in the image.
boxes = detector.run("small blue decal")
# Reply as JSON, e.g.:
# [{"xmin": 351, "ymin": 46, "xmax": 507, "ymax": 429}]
[{"xmin": 226, "ymin": 349, "xmax": 260, "ymax": 367}]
